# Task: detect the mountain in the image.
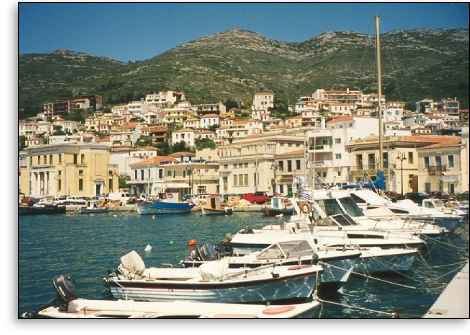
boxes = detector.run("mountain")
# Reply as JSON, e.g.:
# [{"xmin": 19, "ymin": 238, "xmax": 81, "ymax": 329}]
[{"xmin": 19, "ymin": 28, "xmax": 469, "ymax": 118}]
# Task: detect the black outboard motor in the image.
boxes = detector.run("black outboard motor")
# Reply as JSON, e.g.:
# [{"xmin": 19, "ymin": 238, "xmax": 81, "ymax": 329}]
[
  {"xmin": 21, "ymin": 274, "xmax": 78, "ymax": 318},
  {"xmin": 53, "ymin": 274, "xmax": 78, "ymax": 304}
]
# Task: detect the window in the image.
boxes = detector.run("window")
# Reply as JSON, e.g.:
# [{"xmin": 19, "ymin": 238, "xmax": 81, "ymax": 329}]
[
  {"xmin": 279, "ymin": 185, "xmax": 284, "ymax": 194},
  {"xmin": 81, "ymin": 154, "xmax": 85, "ymax": 164},
  {"xmin": 244, "ymin": 174, "xmax": 248, "ymax": 186},
  {"xmin": 109, "ymin": 179, "xmax": 113, "ymax": 192},
  {"xmin": 335, "ymin": 138, "xmax": 341, "ymax": 144},
  {"xmin": 448, "ymin": 155, "xmax": 454, "ymax": 168},
  {"xmin": 337, "ymin": 170, "xmax": 342, "ymax": 176},
  {"xmin": 158, "ymin": 169, "xmax": 163, "ymax": 179},
  {"xmin": 383, "ymin": 152, "xmax": 388, "ymax": 169},
  {"xmin": 356, "ymin": 155, "xmax": 363, "ymax": 170},
  {"xmin": 287, "ymin": 160, "xmax": 292, "ymax": 172},
  {"xmin": 368, "ymin": 153, "xmax": 376, "ymax": 170},
  {"xmin": 78, "ymin": 179, "xmax": 83, "ymax": 191},
  {"xmin": 424, "ymin": 156, "xmax": 430, "ymax": 168},
  {"xmin": 58, "ymin": 154, "xmax": 62, "ymax": 163},
  {"xmin": 336, "ymin": 153, "xmax": 342, "ymax": 160},
  {"xmin": 78, "ymin": 169, "xmax": 83, "ymax": 176},
  {"xmin": 134, "ymin": 170, "xmax": 137, "ymax": 180},
  {"xmin": 408, "ymin": 152, "xmax": 414, "ymax": 164},
  {"xmin": 449, "ymin": 183, "xmax": 455, "ymax": 194},
  {"xmin": 435, "ymin": 156, "xmax": 442, "ymax": 167},
  {"xmin": 278, "ymin": 161, "xmax": 284, "ymax": 171},
  {"xmin": 233, "ymin": 175, "xmax": 238, "ymax": 187},
  {"xmin": 49, "ymin": 154, "xmax": 53, "ymax": 165},
  {"xmin": 29, "ymin": 157, "xmax": 32, "ymax": 166},
  {"xmin": 141, "ymin": 170, "xmax": 144, "ymax": 180},
  {"xmin": 296, "ymin": 160, "xmax": 301, "ymax": 170},
  {"xmin": 183, "ymin": 170, "xmax": 186, "ymax": 178},
  {"xmin": 58, "ymin": 179, "xmax": 61, "ymax": 191},
  {"xmin": 73, "ymin": 154, "xmax": 78, "ymax": 164}
]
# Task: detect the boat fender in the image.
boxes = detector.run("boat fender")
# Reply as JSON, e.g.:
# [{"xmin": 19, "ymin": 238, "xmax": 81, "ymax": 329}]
[
  {"xmin": 271, "ymin": 272, "xmax": 280, "ymax": 279},
  {"xmin": 262, "ymin": 305, "xmax": 295, "ymax": 315}
]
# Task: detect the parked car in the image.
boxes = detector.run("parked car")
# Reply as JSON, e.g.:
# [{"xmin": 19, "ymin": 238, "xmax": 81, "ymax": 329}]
[{"xmin": 241, "ymin": 192, "xmax": 271, "ymax": 204}]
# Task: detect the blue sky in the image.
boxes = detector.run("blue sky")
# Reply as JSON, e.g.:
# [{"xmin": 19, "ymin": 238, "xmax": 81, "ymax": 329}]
[{"xmin": 19, "ymin": 2, "xmax": 469, "ymax": 62}]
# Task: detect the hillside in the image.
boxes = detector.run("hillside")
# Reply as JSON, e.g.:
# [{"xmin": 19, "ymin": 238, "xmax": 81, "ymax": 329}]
[{"xmin": 19, "ymin": 28, "xmax": 469, "ymax": 118}]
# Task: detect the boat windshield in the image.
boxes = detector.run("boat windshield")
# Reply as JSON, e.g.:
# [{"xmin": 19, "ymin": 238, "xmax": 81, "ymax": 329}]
[
  {"xmin": 256, "ymin": 244, "xmax": 284, "ymax": 260},
  {"xmin": 339, "ymin": 197, "xmax": 364, "ymax": 217},
  {"xmin": 432, "ymin": 199, "xmax": 444, "ymax": 208},
  {"xmin": 278, "ymin": 240, "xmax": 314, "ymax": 258},
  {"xmin": 317, "ymin": 199, "xmax": 344, "ymax": 216}
]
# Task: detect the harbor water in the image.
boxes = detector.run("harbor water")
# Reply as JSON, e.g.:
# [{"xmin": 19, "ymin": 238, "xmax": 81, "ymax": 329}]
[{"xmin": 19, "ymin": 212, "xmax": 469, "ymax": 318}]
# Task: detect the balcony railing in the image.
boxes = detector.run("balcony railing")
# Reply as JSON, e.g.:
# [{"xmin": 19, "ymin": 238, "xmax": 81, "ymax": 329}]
[{"xmin": 427, "ymin": 165, "xmax": 447, "ymax": 176}]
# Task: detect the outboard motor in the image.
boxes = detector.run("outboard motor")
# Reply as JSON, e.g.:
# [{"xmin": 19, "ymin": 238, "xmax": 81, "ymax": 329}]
[{"xmin": 53, "ymin": 274, "xmax": 78, "ymax": 303}]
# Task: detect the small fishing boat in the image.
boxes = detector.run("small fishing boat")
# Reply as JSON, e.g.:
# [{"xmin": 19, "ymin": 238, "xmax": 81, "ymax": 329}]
[
  {"xmin": 104, "ymin": 251, "xmax": 323, "ymax": 303},
  {"xmin": 79, "ymin": 201, "xmax": 108, "ymax": 214},
  {"xmin": 32, "ymin": 275, "xmax": 320, "ymax": 319},
  {"xmin": 137, "ymin": 199, "xmax": 195, "ymax": 215},
  {"xmin": 200, "ymin": 195, "xmax": 233, "ymax": 216},
  {"xmin": 263, "ymin": 196, "xmax": 295, "ymax": 217}
]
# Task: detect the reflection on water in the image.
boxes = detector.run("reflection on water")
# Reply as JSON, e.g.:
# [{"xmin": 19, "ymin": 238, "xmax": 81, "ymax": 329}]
[{"xmin": 19, "ymin": 212, "xmax": 468, "ymax": 318}]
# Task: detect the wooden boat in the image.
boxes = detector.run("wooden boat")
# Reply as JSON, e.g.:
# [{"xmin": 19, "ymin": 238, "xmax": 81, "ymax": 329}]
[
  {"xmin": 200, "ymin": 195, "xmax": 233, "ymax": 216},
  {"xmin": 104, "ymin": 251, "xmax": 323, "ymax": 303},
  {"xmin": 137, "ymin": 199, "xmax": 195, "ymax": 215},
  {"xmin": 32, "ymin": 275, "xmax": 320, "ymax": 319}
]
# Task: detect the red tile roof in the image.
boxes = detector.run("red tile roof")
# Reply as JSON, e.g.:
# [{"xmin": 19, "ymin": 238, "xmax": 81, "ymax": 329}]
[
  {"xmin": 327, "ymin": 115, "xmax": 353, "ymax": 124},
  {"xmin": 130, "ymin": 156, "xmax": 176, "ymax": 168}
]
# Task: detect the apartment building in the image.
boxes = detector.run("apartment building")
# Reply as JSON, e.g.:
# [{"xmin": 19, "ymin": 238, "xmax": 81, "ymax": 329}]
[
  {"xmin": 22, "ymin": 143, "xmax": 118, "ymax": 197},
  {"xmin": 305, "ymin": 116, "xmax": 379, "ymax": 186},
  {"xmin": 145, "ymin": 91, "xmax": 186, "ymax": 107},
  {"xmin": 251, "ymin": 91, "xmax": 274, "ymax": 121},
  {"xmin": 217, "ymin": 133, "xmax": 305, "ymax": 195}
]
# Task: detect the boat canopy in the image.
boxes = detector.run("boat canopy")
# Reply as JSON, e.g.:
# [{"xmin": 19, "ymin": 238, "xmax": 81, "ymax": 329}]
[{"xmin": 351, "ymin": 189, "xmax": 389, "ymax": 206}]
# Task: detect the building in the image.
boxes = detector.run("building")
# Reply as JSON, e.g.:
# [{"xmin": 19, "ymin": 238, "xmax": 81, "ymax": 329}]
[
  {"xmin": 171, "ymin": 129, "xmax": 196, "ymax": 147},
  {"xmin": 461, "ymin": 127, "xmax": 469, "ymax": 193},
  {"xmin": 200, "ymin": 114, "xmax": 220, "ymax": 129},
  {"xmin": 145, "ymin": 91, "xmax": 186, "ymax": 107},
  {"xmin": 251, "ymin": 91, "xmax": 274, "ymax": 121},
  {"xmin": 417, "ymin": 139, "xmax": 462, "ymax": 194},
  {"xmin": 312, "ymin": 88, "xmax": 363, "ymax": 104},
  {"xmin": 194, "ymin": 102, "xmax": 226, "ymax": 116},
  {"xmin": 22, "ymin": 143, "xmax": 119, "ymax": 197},
  {"xmin": 347, "ymin": 135, "xmax": 461, "ymax": 194},
  {"xmin": 217, "ymin": 133, "xmax": 305, "ymax": 195},
  {"xmin": 305, "ymin": 116, "xmax": 379, "ymax": 186},
  {"xmin": 128, "ymin": 156, "xmax": 177, "ymax": 196}
]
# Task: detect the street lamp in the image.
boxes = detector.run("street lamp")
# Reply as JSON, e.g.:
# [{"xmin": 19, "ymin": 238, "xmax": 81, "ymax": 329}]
[{"xmin": 396, "ymin": 153, "xmax": 407, "ymax": 196}]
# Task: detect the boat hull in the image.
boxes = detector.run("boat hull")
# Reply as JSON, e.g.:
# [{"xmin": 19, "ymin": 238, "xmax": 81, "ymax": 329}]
[
  {"xmin": 356, "ymin": 252, "xmax": 417, "ymax": 274},
  {"xmin": 137, "ymin": 201, "xmax": 194, "ymax": 215},
  {"xmin": 106, "ymin": 272, "xmax": 318, "ymax": 304},
  {"xmin": 19, "ymin": 206, "xmax": 66, "ymax": 215}
]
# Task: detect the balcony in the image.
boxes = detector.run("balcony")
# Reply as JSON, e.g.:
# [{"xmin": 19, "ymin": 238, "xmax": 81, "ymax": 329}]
[
  {"xmin": 427, "ymin": 165, "xmax": 447, "ymax": 176},
  {"xmin": 307, "ymin": 144, "xmax": 333, "ymax": 152}
]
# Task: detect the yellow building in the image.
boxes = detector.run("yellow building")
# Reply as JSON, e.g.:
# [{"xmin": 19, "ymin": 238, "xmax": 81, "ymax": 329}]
[
  {"xmin": 22, "ymin": 143, "xmax": 119, "ymax": 197},
  {"xmin": 347, "ymin": 135, "xmax": 461, "ymax": 194}
]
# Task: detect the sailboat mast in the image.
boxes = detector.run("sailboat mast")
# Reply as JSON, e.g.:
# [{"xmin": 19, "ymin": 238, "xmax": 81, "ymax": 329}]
[{"xmin": 375, "ymin": 16, "xmax": 384, "ymax": 171}]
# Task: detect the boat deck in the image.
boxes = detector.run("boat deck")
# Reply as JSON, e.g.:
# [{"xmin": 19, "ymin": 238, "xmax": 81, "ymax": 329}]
[{"xmin": 424, "ymin": 262, "xmax": 469, "ymax": 318}]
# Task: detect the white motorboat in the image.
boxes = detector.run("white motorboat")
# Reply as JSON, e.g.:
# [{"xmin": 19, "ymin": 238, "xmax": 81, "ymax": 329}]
[
  {"xmin": 34, "ymin": 275, "xmax": 320, "ymax": 319},
  {"xmin": 349, "ymin": 189, "xmax": 462, "ymax": 232},
  {"xmin": 181, "ymin": 239, "xmax": 361, "ymax": 292},
  {"xmin": 104, "ymin": 251, "xmax": 323, "ymax": 303},
  {"xmin": 306, "ymin": 190, "xmax": 446, "ymax": 236}
]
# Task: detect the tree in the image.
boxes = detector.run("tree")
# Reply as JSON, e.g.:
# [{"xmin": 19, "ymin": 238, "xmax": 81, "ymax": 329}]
[
  {"xmin": 195, "ymin": 138, "xmax": 216, "ymax": 150},
  {"xmin": 64, "ymin": 109, "xmax": 85, "ymax": 123},
  {"xmin": 119, "ymin": 176, "xmax": 129, "ymax": 189},
  {"xmin": 155, "ymin": 142, "xmax": 171, "ymax": 155},
  {"xmin": 52, "ymin": 125, "xmax": 66, "ymax": 136},
  {"xmin": 269, "ymin": 97, "xmax": 292, "ymax": 119},
  {"xmin": 224, "ymin": 99, "xmax": 239, "ymax": 110},
  {"xmin": 136, "ymin": 136, "xmax": 152, "ymax": 146},
  {"xmin": 170, "ymin": 141, "xmax": 194, "ymax": 153}
]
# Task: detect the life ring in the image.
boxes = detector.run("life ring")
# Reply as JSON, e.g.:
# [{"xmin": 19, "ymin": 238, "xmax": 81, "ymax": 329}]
[{"xmin": 301, "ymin": 203, "xmax": 311, "ymax": 214}]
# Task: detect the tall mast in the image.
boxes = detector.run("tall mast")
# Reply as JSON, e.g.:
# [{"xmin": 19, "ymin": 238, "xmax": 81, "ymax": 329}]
[{"xmin": 375, "ymin": 16, "xmax": 383, "ymax": 171}]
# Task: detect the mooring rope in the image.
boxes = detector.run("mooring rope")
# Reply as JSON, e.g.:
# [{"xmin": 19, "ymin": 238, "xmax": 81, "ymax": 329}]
[
  {"xmin": 315, "ymin": 296, "xmax": 398, "ymax": 318},
  {"xmin": 319, "ymin": 261, "xmax": 417, "ymax": 290}
]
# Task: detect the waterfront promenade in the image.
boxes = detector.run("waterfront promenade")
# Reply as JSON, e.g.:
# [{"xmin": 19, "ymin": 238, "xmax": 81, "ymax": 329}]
[{"xmin": 424, "ymin": 262, "xmax": 469, "ymax": 318}]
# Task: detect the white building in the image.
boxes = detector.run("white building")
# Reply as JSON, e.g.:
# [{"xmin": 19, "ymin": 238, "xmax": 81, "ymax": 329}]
[
  {"xmin": 200, "ymin": 114, "xmax": 220, "ymax": 129},
  {"xmin": 145, "ymin": 91, "xmax": 186, "ymax": 107},
  {"xmin": 171, "ymin": 129, "xmax": 196, "ymax": 147},
  {"xmin": 305, "ymin": 116, "xmax": 380, "ymax": 185},
  {"xmin": 252, "ymin": 91, "xmax": 274, "ymax": 121}
]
